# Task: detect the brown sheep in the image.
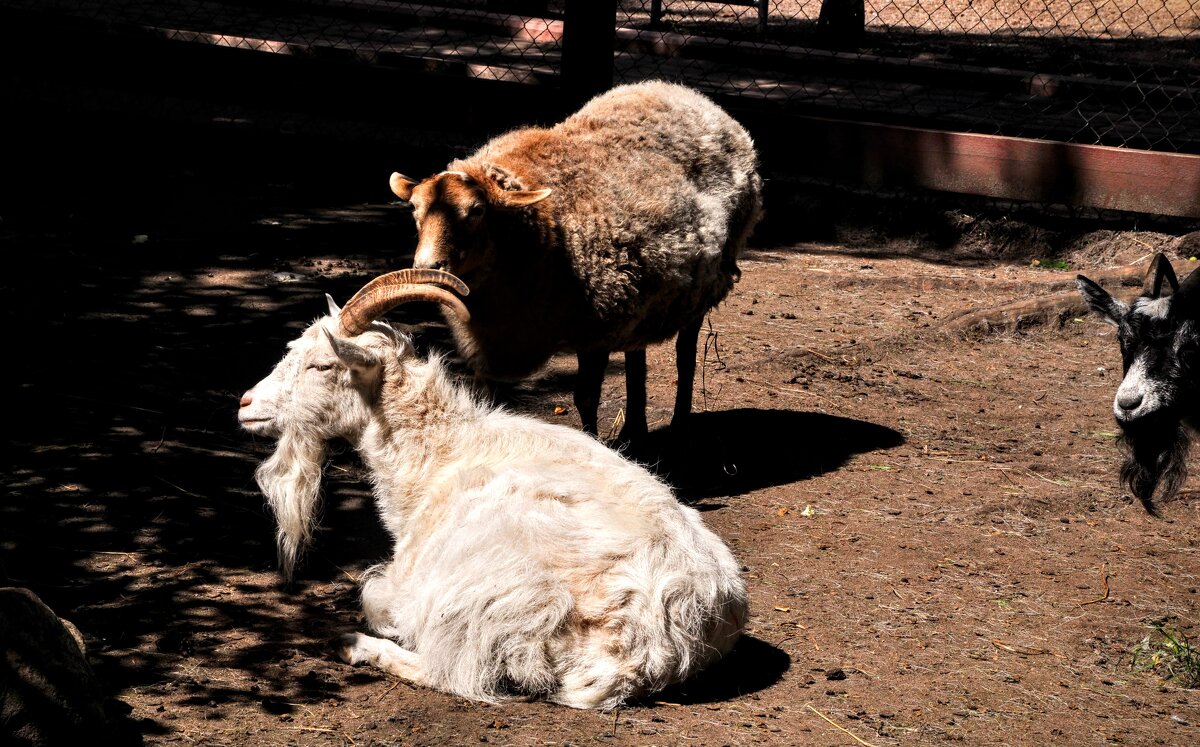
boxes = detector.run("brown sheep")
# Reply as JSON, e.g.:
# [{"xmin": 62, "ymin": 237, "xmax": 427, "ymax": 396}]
[{"xmin": 389, "ymin": 80, "xmax": 763, "ymax": 442}]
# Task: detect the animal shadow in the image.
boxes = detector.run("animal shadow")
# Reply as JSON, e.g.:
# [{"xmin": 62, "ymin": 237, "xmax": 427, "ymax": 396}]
[
  {"xmin": 628, "ymin": 408, "xmax": 905, "ymax": 501},
  {"xmin": 641, "ymin": 635, "xmax": 789, "ymax": 706}
]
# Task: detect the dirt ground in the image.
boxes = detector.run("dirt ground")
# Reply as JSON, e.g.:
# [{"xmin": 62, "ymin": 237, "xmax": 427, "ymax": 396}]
[{"xmin": 4, "ymin": 167, "xmax": 1200, "ymax": 747}]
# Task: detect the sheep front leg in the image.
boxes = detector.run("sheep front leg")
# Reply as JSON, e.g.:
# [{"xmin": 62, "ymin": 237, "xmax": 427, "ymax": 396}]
[
  {"xmin": 672, "ymin": 317, "xmax": 703, "ymax": 429},
  {"xmin": 336, "ymin": 632, "xmax": 428, "ymax": 686},
  {"xmin": 618, "ymin": 349, "xmax": 648, "ymax": 443},
  {"xmin": 575, "ymin": 349, "xmax": 609, "ymax": 436}
]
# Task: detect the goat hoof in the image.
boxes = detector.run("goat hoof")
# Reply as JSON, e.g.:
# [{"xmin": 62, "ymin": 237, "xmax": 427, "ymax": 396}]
[{"xmin": 333, "ymin": 633, "xmax": 366, "ymax": 665}]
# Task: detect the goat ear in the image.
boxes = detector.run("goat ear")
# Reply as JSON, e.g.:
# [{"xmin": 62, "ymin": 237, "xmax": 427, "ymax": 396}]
[
  {"xmin": 389, "ymin": 172, "xmax": 417, "ymax": 203},
  {"xmin": 492, "ymin": 188, "xmax": 552, "ymax": 210},
  {"xmin": 325, "ymin": 293, "xmax": 342, "ymax": 316},
  {"xmin": 321, "ymin": 328, "xmax": 380, "ymax": 371},
  {"xmin": 1141, "ymin": 252, "xmax": 1179, "ymax": 298},
  {"xmin": 1171, "ymin": 263, "xmax": 1200, "ymax": 319},
  {"xmin": 1076, "ymin": 274, "xmax": 1127, "ymax": 326}
]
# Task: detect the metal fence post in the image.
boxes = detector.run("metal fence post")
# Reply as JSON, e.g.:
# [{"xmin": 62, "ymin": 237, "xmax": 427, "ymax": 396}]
[{"xmin": 561, "ymin": 0, "xmax": 618, "ymax": 107}]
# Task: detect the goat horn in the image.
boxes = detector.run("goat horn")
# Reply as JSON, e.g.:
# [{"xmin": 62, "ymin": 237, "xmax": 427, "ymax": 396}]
[
  {"xmin": 1172, "ymin": 263, "xmax": 1200, "ymax": 319},
  {"xmin": 338, "ymin": 284, "xmax": 471, "ymax": 336},
  {"xmin": 1141, "ymin": 253, "xmax": 1179, "ymax": 299},
  {"xmin": 342, "ymin": 268, "xmax": 470, "ymax": 310}
]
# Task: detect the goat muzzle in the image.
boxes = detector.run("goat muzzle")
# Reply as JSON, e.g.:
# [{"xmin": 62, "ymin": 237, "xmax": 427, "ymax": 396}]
[{"xmin": 338, "ymin": 268, "xmax": 471, "ymax": 336}]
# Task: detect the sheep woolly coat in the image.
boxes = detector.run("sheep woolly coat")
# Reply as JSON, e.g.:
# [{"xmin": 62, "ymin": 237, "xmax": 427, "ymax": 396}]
[{"xmin": 442, "ymin": 80, "xmax": 762, "ymax": 380}]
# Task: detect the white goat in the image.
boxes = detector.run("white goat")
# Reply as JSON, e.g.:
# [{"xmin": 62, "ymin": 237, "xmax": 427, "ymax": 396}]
[{"xmin": 237, "ymin": 270, "xmax": 749, "ymax": 709}]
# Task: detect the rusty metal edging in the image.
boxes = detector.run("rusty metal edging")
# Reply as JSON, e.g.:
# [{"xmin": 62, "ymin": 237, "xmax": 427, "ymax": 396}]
[{"xmin": 746, "ymin": 114, "xmax": 1200, "ymax": 219}]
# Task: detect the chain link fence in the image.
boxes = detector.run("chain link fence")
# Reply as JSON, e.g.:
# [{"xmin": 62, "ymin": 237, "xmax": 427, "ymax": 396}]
[
  {"xmin": 4, "ymin": 1, "xmax": 566, "ymax": 83},
  {"xmin": 4, "ymin": 1, "xmax": 1199, "ymax": 165},
  {"xmin": 616, "ymin": 0, "xmax": 1200, "ymax": 152},
  {"xmin": 8, "ymin": 0, "xmax": 1197, "ymax": 151}
]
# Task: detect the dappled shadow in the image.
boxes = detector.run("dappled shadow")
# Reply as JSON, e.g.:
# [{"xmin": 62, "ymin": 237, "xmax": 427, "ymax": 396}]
[
  {"xmin": 6, "ymin": 166, "xmax": 845, "ymax": 737},
  {"xmin": 0, "ymin": 185, "xmax": 459, "ymax": 738},
  {"xmin": 624, "ymin": 409, "xmax": 905, "ymax": 502}
]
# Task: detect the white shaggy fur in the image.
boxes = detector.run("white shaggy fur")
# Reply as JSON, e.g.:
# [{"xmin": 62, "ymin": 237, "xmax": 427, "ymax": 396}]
[{"xmin": 238, "ymin": 302, "xmax": 749, "ymax": 709}]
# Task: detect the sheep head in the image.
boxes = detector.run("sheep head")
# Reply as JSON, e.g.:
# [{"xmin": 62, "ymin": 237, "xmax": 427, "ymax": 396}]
[
  {"xmin": 389, "ymin": 168, "xmax": 551, "ymax": 278},
  {"xmin": 239, "ymin": 269, "xmax": 470, "ymax": 580},
  {"xmin": 1077, "ymin": 253, "xmax": 1200, "ymax": 509}
]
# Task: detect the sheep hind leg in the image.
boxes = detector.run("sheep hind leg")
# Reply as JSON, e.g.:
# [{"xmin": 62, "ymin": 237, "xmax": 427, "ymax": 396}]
[
  {"xmin": 575, "ymin": 349, "xmax": 609, "ymax": 437},
  {"xmin": 617, "ymin": 349, "xmax": 648, "ymax": 444},
  {"xmin": 672, "ymin": 316, "xmax": 703, "ymax": 429},
  {"xmin": 335, "ymin": 632, "xmax": 428, "ymax": 687}
]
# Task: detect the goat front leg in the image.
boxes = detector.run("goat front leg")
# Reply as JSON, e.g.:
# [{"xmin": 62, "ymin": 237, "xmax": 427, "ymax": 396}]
[
  {"xmin": 618, "ymin": 349, "xmax": 648, "ymax": 444},
  {"xmin": 575, "ymin": 349, "xmax": 609, "ymax": 436},
  {"xmin": 672, "ymin": 317, "xmax": 703, "ymax": 429},
  {"xmin": 336, "ymin": 632, "xmax": 428, "ymax": 687}
]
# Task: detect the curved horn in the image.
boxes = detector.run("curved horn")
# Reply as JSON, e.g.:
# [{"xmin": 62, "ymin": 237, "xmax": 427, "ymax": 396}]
[
  {"xmin": 341, "ymin": 268, "xmax": 469, "ymax": 311},
  {"xmin": 338, "ymin": 284, "xmax": 471, "ymax": 336},
  {"xmin": 1141, "ymin": 252, "xmax": 1179, "ymax": 299}
]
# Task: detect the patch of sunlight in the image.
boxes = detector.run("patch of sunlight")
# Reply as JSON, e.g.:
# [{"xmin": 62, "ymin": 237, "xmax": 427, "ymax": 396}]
[{"xmin": 5, "ymin": 474, "xmax": 46, "ymax": 489}]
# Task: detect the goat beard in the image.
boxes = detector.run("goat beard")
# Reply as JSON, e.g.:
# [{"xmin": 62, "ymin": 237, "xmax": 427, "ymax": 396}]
[
  {"xmin": 1117, "ymin": 420, "xmax": 1191, "ymax": 512},
  {"xmin": 255, "ymin": 430, "xmax": 327, "ymax": 582}
]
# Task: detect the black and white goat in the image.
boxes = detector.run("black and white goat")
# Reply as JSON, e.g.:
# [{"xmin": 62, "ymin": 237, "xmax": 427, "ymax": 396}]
[{"xmin": 1077, "ymin": 253, "xmax": 1200, "ymax": 510}]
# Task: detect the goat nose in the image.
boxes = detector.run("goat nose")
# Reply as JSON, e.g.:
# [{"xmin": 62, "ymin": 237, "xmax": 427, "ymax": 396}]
[
  {"xmin": 239, "ymin": 392, "xmax": 254, "ymax": 409},
  {"xmin": 1117, "ymin": 391, "xmax": 1143, "ymax": 412}
]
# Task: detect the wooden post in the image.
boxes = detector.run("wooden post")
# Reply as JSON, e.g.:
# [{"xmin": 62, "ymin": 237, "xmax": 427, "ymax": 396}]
[
  {"xmin": 561, "ymin": 0, "xmax": 617, "ymax": 108},
  {"xmin": 816, "ymin": 0, "xmax": 864, "ymax": 48}
]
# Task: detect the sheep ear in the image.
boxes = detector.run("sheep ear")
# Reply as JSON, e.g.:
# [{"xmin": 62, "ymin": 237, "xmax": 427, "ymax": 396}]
[
  {"xmin": 1142, "ymin": 253, "xmax": 1179, "ymax": 298},
  {"xmin": 492, "ymin": 188, "xmax": 552, "ymax": 209},
  {"xmin": 321, "ymin": 328, "xmax": 379, "ymax": 370},
  {"xmin": 325, "ymin": 293, "xmax": 341, "ymax": 316},
  {"xmin": 1076, "ymin": 274, "xmax": 1127, "ymax": 326},
  {"xmin": 389, "ymin": 172, "xmax": 416, "ymax": 203}
]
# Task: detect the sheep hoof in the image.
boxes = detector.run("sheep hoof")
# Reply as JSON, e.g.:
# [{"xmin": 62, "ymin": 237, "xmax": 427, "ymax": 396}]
[{"xmin": 615, "ymin": 427, "xmax": 648, "ymax": 449}]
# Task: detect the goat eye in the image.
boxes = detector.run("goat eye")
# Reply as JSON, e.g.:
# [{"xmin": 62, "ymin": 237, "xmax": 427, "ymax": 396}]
[
  {"xmin": 307, "ymin": 363, "xmax": 337, "ymax": 372},
  {"xmin": 467, "ymin": 204, "xmax": 484, "ymax": 218}
]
